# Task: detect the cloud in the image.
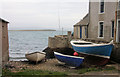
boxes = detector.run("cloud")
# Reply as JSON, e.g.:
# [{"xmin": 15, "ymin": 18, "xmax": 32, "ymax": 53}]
[
  {"xmin": 2, "ymin": 0, "xmax": 89, "ymax": 30},
  {"xmin": 2, "ymin": 0, "xmax": 89, "ymax": 2}
]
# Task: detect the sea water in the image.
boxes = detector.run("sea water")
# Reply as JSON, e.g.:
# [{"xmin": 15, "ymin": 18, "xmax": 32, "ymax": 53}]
[{"xmin": 9, "ymin": 31, "xmax": 67, "ymax": 61}]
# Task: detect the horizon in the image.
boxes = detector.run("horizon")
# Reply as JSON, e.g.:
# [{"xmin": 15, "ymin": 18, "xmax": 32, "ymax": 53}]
[{"xmin": 8, "ymin": 27, "xmax": 73, "ymax": 31}]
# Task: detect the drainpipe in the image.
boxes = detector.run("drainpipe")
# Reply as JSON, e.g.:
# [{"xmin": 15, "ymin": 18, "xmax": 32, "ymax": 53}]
[
  {"xmin": 116, "ymin": 0, "xmax": 120, "ymax": 43},
  {"xmin": 114, "ymin": 10, "xmax": 117, "ymax": 42},
  {"xmin": 115, "ymin": 0, "xmax": 118, "ymax": 43}
]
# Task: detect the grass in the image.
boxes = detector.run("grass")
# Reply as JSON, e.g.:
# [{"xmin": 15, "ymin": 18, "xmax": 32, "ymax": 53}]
[
  {"xmin": 76, "ymin": 66, "xmax": 116, "ymax": 74},
  {"xmin": 0, "ymin": 66, "xmax": 1, "ymax": 77},
  {"xmin": 2, "ymin": 66, "xmax": 117, "ymax": 76},
  {"xmin": 2, "ymin": 69, "xmax": 68, "ymax": 77}
]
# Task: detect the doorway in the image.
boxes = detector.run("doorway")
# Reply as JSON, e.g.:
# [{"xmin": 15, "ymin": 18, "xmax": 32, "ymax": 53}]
[{"xmin": 80, "ymin": 26, "xmax": 82, "ymax": 39}]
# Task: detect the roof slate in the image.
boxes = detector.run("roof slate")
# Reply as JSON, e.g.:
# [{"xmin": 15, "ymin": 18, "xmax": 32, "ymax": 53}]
[
  {"xmin": 0, "ymin": 18, "xmax": 9, "ymax": 23},
  {"xmin": 74, "ymin": 14, "xmax": 89, "ymax": 27}
]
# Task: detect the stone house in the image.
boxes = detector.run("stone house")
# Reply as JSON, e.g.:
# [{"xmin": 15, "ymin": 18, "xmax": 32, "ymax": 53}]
[
  {"xmin": 73, "ymin": 0, "xmax": 120, "ymax": 63},
  {"xmin": 0, "ymin": 18, "xmax": 9, "ymax": 65},
  {"xmin": 74, "ymin": 0, "xmax": 120, "ymax": 43},
  {"xmin": 74, "ymin": 14, "xmax": 89, "ymax": 39}
]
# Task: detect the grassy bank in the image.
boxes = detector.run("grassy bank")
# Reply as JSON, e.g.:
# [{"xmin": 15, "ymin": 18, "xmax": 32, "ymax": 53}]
[
  {"xmin": 76, "ymin": 66, "xmax": 117, "ymax": 74},
  {"xmin": 2, "ymin": 69, "xmax": 67, "ymax": 77},
  {"xmin": 2, "ymin": 66, "xmax": 117, "ymax": 76},
  {"xmin": 2, "ymin": 59, "xmax": 119, "ymax": 76}
]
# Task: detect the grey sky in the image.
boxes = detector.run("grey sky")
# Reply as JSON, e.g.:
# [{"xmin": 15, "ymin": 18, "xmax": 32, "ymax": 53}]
[{"xmin": 1, "ymin": 0, "xmax": 89, "ymax": 30}]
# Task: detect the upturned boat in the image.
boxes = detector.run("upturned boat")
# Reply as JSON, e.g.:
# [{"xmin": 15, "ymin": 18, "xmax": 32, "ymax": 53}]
[
  {"xmin": 54, "ymin": 52, "xmax": 84, "ymax": 67},
  {"xmin": 25, "ymin": 52, "xmax": 46, "ymax": 63},
  {"xmin": 70, "ymin": 40, "xmax": 114, "ymax": 59}
]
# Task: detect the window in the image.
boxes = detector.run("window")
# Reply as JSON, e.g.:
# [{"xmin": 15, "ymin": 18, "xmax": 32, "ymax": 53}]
[
  {"xmin": 116, "ymin": 20, "xmax": 120, "ymax": 42},
  {"xmin": 99, "ymin": 22, "xmax": 104, "ymax": 37},
  {"xmin": 112, "ymin": 21, "xmax": 114, "ymax": 38},
  {"xmin": 118, "ymin": 20, "xmax": 120, "ymax": 42},
  {"xmin": 85, "ymin": 27, "xmax": 87, "ymax": 38},
  {"xmin": 100, "ymin": 0, "xmax": 104, "ymax": 13}
]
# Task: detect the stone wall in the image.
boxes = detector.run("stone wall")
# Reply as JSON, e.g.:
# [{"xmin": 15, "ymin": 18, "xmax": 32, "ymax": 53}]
[
  {"xmin": 48, "ymin": 31, "xmax": 72, "ymax": 49},
  {"xmin": 2, "ymin": 22, "xmax": 9, "ymax": 64},
  {"xmin": 88, "ymin": 2, "xmax": 117, "ymax": 41},
  {"xmin": 0, "ymin": 20, "xmax": 2, "ymax": 70},
  {"xmin": 81, "ymin": 38, "xmax": 110, "ymax": 43},
  {"xmin": 111, "ymin": 43, "xmax": 120, "ymax": 63},
  {"xmin": 74, "ymin": 26, "xmax": 79, "ymax": 39},
  {"xmin": 48, "ymin": 36, "xmax": 68, "ymax": 48},
  {"xmin": 0, "ymin": 20, "xmax": 9, "ymax": 66}
]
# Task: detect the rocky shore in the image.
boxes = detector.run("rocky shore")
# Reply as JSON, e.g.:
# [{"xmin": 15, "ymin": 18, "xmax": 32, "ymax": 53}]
[
  {"xmin": 3, "ymin": 58, "xmax": 120, "ymax": 76},
  {"xmin": 2, "ymin": 47, "xmax": 120, "ymax": 76}
]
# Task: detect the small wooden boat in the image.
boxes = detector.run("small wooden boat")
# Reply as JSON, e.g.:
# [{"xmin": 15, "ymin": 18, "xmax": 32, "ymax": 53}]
[
  {"xmin": 54, "ymin": 52, "xmax": 84, "ymax": 67},
  {"xmin": 25, "ymin": 52, "xmax": 46, "ymax": 63},
  {"xmin": 70, "ymin": 40, "xmax": 114, "ymax": 59}
]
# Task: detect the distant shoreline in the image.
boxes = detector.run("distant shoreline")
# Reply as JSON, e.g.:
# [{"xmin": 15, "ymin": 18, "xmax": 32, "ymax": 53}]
[{"xmin": 9, "ymin": 30, "xmax": 56, "ymax": 31}]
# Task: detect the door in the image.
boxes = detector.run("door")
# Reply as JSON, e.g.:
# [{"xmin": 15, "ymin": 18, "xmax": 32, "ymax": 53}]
[
  {"xmin": 80, "ymin": 26, "xmax": 82, "ymax": 39},
  {"xmin": 118, "ymin": 20, "xmax": 120, "ymax": 42},
  {"xmin": 117, "ymin": 20, "xmax": 120, "ymax": 42}
]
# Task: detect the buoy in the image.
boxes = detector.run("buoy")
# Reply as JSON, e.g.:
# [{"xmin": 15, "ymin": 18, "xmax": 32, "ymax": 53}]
[{"xmin": 73, "ymin": 52, "xmax": 79, "ymax": 56}]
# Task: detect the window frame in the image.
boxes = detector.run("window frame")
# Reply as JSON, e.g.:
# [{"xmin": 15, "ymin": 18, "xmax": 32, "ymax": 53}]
[
  {"xmin": 98, "ymin": 21, "xmax": 104, "ymax": 38},
  {"xmin": 111, "ymin": 21, "xmax": 114, "ymax": 38},
  {"xmin": 99, "ymin": 0, "xmax": 105, "ymax": 14}
]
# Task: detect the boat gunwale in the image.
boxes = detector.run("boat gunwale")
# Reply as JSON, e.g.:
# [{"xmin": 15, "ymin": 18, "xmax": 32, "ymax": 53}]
[
  {"xmin": 54, "ymin": 52, "xmax": 84, "ymax": 59},
  {"xmin": 70, "ymin": 40, "xmax": 113, "ymax": 47},
  {"xmin": 25, "ymin": 52, "xmax": 46, "ymax": 62},
  {"xmin": 25, "ymin": 52, "xmax": 46, "ymax": 56}
]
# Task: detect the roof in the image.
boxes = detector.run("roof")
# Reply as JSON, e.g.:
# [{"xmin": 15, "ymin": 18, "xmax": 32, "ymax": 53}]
[
  {"xmin": 74, "ymin": 14, "xmax": 89, "ymax": 27},
  {"xmin": 0, "ymin": 18, "xmax": 9, "ymax": 23}
]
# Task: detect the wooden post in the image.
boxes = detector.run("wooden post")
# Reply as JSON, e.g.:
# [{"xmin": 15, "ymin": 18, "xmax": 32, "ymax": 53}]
[
  {"xmin": 116, "ymin": 1, "xmax": 120, "ymax": 43},
  {"xmin": 67, "ymin": 31, "xmax": 72, "ymax": 48},
  {"xmin": 114, "ymin": 11, "xmax": 117, "ymax": 43},
  {"xmin": 114, "ymin": 1, "xmax": 118, "ymax": 43}
]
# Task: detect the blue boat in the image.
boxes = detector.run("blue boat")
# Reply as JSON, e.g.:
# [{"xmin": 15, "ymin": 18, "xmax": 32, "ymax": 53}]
[
  {"xmin": 70, "ymin": 40, "xmax": 114, "ymax": 59},
  {"xmin": 54, "ymin": 52, "xmax": 84, "ymax": 67}
]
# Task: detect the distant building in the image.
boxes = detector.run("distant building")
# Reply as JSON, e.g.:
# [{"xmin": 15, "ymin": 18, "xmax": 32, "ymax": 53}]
[
  {"xmin": 0, "ymin": 18, "xmax": 9, "ymax": 65},
  {"xmin": 74, "ymin": 14, "xmax": 89, "ymax": 39},
  {"xmin": 74, "ymin": 0, "xmax": 120, "ymax": 43}
]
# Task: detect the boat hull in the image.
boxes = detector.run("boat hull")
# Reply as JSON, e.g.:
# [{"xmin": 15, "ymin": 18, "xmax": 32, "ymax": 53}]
[
  {"xmin": 54, "ymin": 52, "xmax": 84, "ymax": 67},
  {"xmin": 78, "ymin": 53, "xmax": 109, "ymax": 65},
  {"xmin": 25, "ymin": 52, "xmax": 46, "ymax": 62},
  {"xmin": 72, "ymin": 44, "xmax": 113, "ymax": 58}
]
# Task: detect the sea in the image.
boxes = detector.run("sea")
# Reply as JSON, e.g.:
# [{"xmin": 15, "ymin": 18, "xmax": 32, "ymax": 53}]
[{"xmin": 9, "ymin": 30, "xmax": 67, "ymax": 61}]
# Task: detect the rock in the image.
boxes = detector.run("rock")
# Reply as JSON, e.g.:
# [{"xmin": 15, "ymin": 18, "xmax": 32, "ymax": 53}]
[
  {"xmin": 43, "ymin": 47, "xmax": 55, "ymax": 59},
  {"xmin": 43, "ymin": 47, "xmax": 75, "ymax": 59},
  {"xmin": 4, "ymin": 64, "xmax": 15, "ymax": 69}
]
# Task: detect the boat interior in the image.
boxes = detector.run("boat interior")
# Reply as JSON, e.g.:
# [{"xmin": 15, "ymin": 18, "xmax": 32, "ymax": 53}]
[{"xmin": 73, "ymin": 43, "xmax": 92, "ymax": 45}]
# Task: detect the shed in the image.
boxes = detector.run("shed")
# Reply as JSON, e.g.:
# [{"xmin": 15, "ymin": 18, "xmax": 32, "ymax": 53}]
[{"xmin": 0, "ymin": 18, "xmax": 9, "ymax": 66}]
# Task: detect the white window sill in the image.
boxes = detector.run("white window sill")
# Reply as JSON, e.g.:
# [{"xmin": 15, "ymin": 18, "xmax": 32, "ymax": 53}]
[
  {"xmin": 97, "ymin": 37, "xmax": 104, "ymax": 39},
  {"xmin": 99, "ymin": 12, "xmax": 105, "ymax": 14}
]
